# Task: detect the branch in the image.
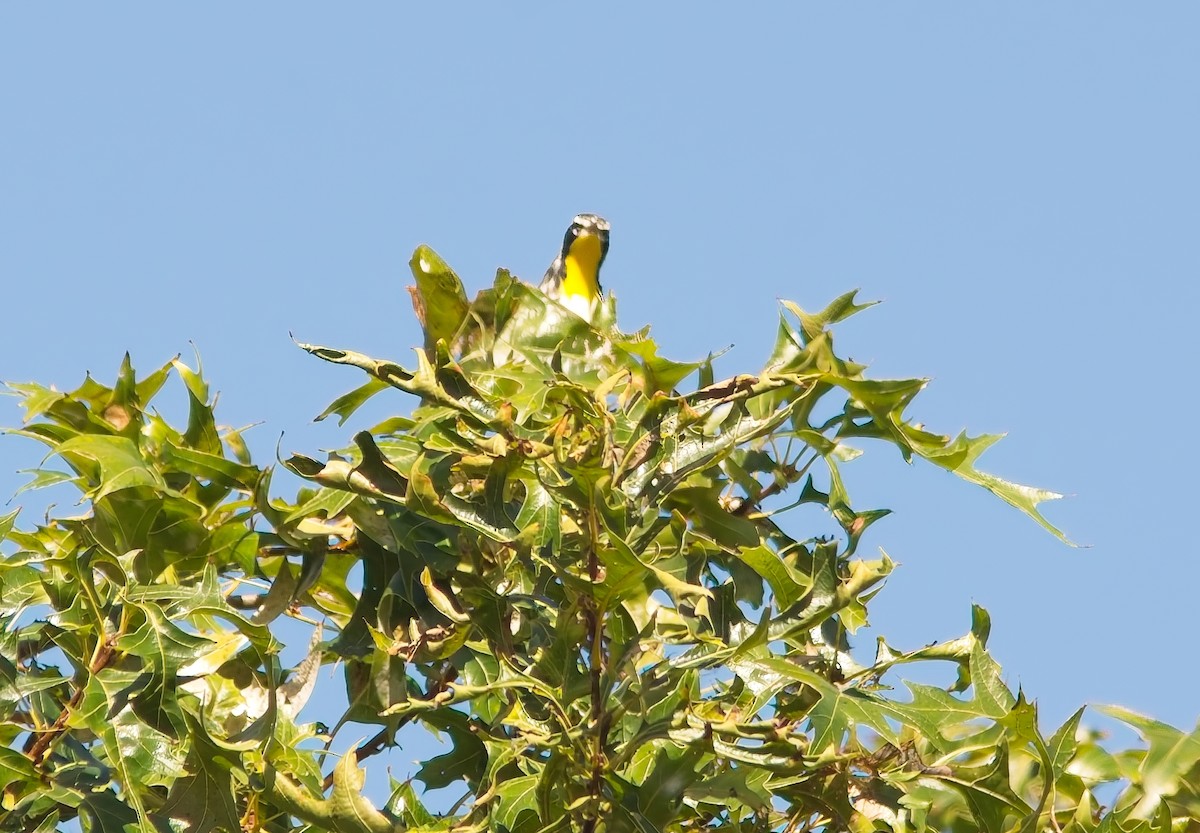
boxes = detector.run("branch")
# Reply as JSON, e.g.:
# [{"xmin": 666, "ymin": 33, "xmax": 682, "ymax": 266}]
[{"xmin": 26, "ymin": 636, "xmax": 117, "ymax": 766}]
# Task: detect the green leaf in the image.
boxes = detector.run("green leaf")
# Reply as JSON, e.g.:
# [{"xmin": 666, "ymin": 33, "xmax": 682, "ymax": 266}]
[
  {"xmin": 1045, "ymin": 707, "xmax": 1084, "ymax": 780},
  {"xmin": 286, "ymin": 432, "xmax": 411, "ymax": 506},
  {"xmin": 160, "ymin": 720, "xmax": 242, "ymax": 833},
  {"xmin": 327, "ymin": 749, "xmax": 397, "ymax": 831},
  {"xmin": 785, "ymin": 292, "xmax": 879, "ymax": 342},
  {"xmin": 78, "ymin": 791, "xmax": 144, "ymax": 833},
  {"xmin": 11, "ymin": 468, "xmax": 78, "ymax": 498},
  {"xmin": 54, "ymin": 435, "xmax": 166, "ymax": 501},
  {"xmin": 410, "ymin": 244, "xmax": 470, "ymax": 349},
  {"xmin": 420, "ymin": 567, "xmax": 470, "ymax": 624},
  {"xmin": 615, "ymin": 336, "xmax": 705, "ymax": 394},
  {"xmin": 728, "ymin": 654, "xmax": 900, "ymax": 749},
  {"xmin": 513, "ymin": 473, "xmax": 562, "ymax": 550},
  {"xmin": 685, "ymin": 764, "xmax": 772, "ymax": 813},
  {"xmin": 736, "ymin": 544, "xmax": 811, "ymax": 609},
  {"xmin": 0, "ymin": 657, "xmax": 67, "ymax": 712},
  {"xmin": 116, "ymin": 605, "xmax": 216, "ymax": 670},
  {"xmin": 939, "ymin": 742, "xmax": 1030, "ymax": 833},
  {"xmin": 6, "ymin": 380, "xmax": 69, "ymax": 423},
  {"xmin": 667, "ymin": 486, "xmax": 758, "ymax": 550},
  {"xmin": 1097, "ymin": 705, "xmax": 1200, "ymax": 819},
  {"xmin": 602, "ymin": 518, "xmax": 710, "ymax": 606},
  {"xmin": 494, "ymin": 774, "xmax": 539, "ymax": 830},
  {"xmin": 0, "ymin": 508, "xmax": 18, "ymax": 541},
  {"xmin": 0, "ymin": 745, "xmax": 37, "ymax": 792},
  {"xmin": 159, "ymin": 440, "xmax": 261, "ymax": 492},
  {"xmin": 915, "ymin": 430, "xmax": 1071, "ymax": 545},
  {"xmin": 172, "ymin": 358, "xmax": 222, "ymax": 456},
  {"xmin": 388, "ymin": 778, "xmax": 438, "ymax": 827},
  {"xmin": 317, "ymin": 377, "xmax": 391, "ymax": 425},
  {"xmin": 415, "ymin": 715, "xmax": 487, "ymax": 790},
  {"xmin": 635, "ymin": 742, "xmax": 707, "ymax": 827}
]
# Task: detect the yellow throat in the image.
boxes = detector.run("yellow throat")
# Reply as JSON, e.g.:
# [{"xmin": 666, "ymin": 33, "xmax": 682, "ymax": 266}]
[{"xmin": 561, "ymin": 232, "xmax": 603, "ymax": 302}]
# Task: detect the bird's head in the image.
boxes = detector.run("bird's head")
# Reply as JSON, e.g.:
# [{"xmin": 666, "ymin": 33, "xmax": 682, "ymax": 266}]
[{"xmin": 560, "ymin": 213, "xmax": 611, "ymax": 268}]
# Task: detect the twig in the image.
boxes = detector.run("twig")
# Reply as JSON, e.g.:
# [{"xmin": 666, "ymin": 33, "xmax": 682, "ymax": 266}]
[{"xmin": 26, "ymin": 636, "xmax": 117, "ymax": 766}]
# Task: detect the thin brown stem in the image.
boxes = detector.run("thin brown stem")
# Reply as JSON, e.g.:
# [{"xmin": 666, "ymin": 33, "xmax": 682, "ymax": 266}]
[{"xmin": 27, "ymin": 636, "xmax": 116, "ymax": 767}]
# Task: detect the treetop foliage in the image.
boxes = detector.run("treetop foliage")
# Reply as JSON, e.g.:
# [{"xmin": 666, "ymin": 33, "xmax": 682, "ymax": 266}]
[{"xmin": 2, "ymin": 243, "xmax": 1199, "ymax": 832}]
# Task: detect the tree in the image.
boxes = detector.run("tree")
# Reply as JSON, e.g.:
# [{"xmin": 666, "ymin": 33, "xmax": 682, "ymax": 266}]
[{"xmin": 2, "ymin": 245, "xmax": 1198, "ymax": 833}]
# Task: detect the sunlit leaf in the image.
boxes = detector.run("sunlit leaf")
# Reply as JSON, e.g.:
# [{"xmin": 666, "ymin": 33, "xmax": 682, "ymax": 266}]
[
  {"xmin": 54, "ymin": 435, "xmax": 166, "ymax": 500},
  {"xmin": 736, "ymin": 544, "xmax": 810, "ymax": 609},
  {"xmin": 410, "ymin": 244, "xmax": 470, "ymax": 350},
  {"xmin": 316, "ymin": 377, "xmax": 391, "ymax": 425},
  {"xmin": 1098, "ymin": 705, "xmax": 1200, "ymax": 820}
]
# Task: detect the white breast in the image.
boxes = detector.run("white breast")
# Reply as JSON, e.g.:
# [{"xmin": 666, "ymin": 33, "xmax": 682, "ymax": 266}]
[{"xmin": 559, "ymin": 292, "xmax": 597, "ymax": 322}]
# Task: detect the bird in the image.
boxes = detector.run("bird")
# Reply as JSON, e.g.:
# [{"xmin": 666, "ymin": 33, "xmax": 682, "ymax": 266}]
[{"xmin": 538, "ymin": 213, "xmax": 611, "ymax": 322}]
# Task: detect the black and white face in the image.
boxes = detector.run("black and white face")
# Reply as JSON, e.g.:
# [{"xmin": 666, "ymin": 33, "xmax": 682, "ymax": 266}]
[{"xmin": 561, "ymin": 214, "xmax": 611, "ymax": 264}]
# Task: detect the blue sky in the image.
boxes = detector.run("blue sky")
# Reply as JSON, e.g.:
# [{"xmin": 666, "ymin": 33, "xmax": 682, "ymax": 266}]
[{"xmin": 2, "ymin": 2, "xmax": 1198, "ymax": 778}]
